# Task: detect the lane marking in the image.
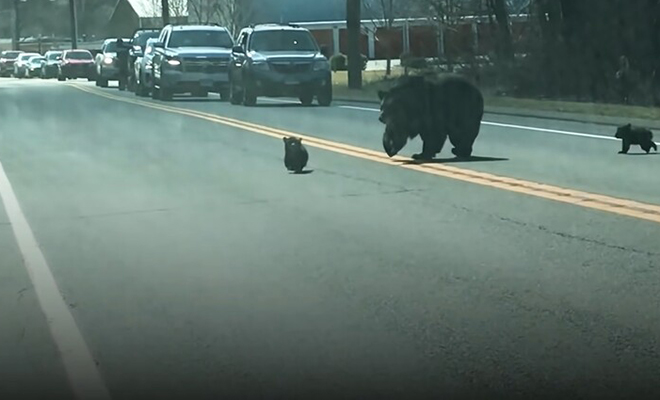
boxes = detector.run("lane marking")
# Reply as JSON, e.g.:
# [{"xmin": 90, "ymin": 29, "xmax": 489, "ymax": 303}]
[
  {"xmin": 338, "ymin": 105, "xmax": 619, "ymax": 141},
  {"xmin": 70, "ymin": 83, "xmax": 660, "ymax": 225},
  {"xmin": 0, "ymin": 161, "xmax": 112, "ymax": 399}
]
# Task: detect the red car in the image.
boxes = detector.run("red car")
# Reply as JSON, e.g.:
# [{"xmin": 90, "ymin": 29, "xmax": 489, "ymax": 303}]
[{"xmin": 57, "ymin": 50, "xmax": 96, "ymax": 81}]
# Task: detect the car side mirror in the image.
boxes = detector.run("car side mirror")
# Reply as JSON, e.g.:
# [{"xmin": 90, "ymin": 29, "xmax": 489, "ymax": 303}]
[
  {"xmin": 232, "ymin": 46, "xmax": 245, "ymax": 54},
  {"xmin": 320, "ymin": 45, "xmax": 330, "ymax": 58},
  {"xmin": 154, "ymin": 42, "xmax": 164, "ymax": 49}
]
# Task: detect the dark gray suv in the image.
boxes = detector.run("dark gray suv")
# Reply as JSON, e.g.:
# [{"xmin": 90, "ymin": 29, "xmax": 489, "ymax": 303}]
[{"xmin": 229, "ymin": 24, "xmax": 332, "ymax": 107}]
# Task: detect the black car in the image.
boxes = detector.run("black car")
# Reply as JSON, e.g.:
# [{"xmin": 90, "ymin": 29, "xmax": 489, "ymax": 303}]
[
  {"xmin": 127, "ymin": 28, "xmax": 161, "ymax": 91},
  {"xmin": 229, "ymin": 24, "xmax": 332, "ymax": 106},
  {"xmin": 0, "ymin": 50, "xmax": 23, "ymax": 77}
]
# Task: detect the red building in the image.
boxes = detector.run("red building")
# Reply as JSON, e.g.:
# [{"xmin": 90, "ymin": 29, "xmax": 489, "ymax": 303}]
[{"xmin": 297, "ymin": 15, "xmax": 531, "ymax": 61}]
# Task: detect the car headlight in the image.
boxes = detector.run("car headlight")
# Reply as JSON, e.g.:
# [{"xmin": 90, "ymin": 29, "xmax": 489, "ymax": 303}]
[
  {"xmin": 252, "ymin": 61, "xmax": 269, "ymax": 71},
  {"xmin": 103, "ymin": 57, "xmax": 114, "ymax": 64},
  {"xmin": 313, "ymin": 60, "xmax": 330, "ymax": 71},
  {"xmin": 166, "ymin": 59, "xmax": 181, "ymax": 67}
]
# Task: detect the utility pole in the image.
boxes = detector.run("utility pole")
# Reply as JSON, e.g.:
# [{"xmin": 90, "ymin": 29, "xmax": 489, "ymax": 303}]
[
  {"xmin": 68, "ymin": 0, "xmax": 78, "ymax": 49},
  {"xmin": 346, "ymin": 0, "xmax": 362, "ymax": 89},
  {"xmin": 13, "ymin": 0, "xmax": 20, "ymax": 50},
  {"xmin": 161, "ymin": 0, "xmax": 170, "ymax": 25}
]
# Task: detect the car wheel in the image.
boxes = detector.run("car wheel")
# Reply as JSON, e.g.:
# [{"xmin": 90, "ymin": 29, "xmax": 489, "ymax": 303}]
[
  {"xmin": 299, "ymin": 91, "xmax": 314, "ymax": 106},
  {"xmin": 229, "ymin": 82, "xmax": 242, "ymax": 105},
  {"xmin": 57, "ymin": 74, "xmax": 65, "ymax": 82},
  {"xmin": 160, "ymin": 86, "xmax": 173, "ymax": 101},
  {"xmin": 317, "ymin": 84, "xmax": 333, "ymax": 107},
  {"xmin": 192, "ymin": 90, "xmax": 208, "ymax": 98},
  {"xmin": 220, "ymin": 89, "xmax": 230, "ymax": 102},
  {"xmin": 243, "ymin": 81, "xmax": 257, "ymax": 106},
  {"xmin": 98, "ymin": 78, "xmax": 108, "ymax": 88},
  {"xmin": 151, "ymin": 84, "xmax": 160, "ymax": 100}
]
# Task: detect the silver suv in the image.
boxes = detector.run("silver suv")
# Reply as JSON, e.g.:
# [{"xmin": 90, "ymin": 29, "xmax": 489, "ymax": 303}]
[{"xmin": 151, "ymin": 25, "xmax": 234, "ymax": 101}]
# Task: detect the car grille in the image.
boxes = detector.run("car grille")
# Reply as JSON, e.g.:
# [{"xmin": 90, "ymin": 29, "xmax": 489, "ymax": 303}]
[
  {"xmin": 183, "ymin": 58, "xmax": 229, "ymax": 73},
  {"xmin": 270, "ymin": 62, "xmax": 311, "ymax": 74}
]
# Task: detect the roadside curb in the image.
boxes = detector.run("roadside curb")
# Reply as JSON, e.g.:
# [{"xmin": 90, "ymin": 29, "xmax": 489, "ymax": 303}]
[{"xmin": 334, "ymin": 95, "xmax": 660, "ymax": 131}]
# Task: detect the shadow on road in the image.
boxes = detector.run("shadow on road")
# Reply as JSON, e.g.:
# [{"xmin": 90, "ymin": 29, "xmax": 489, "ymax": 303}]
[
  {"xmin": 171, "ymin": 98, "xmax": 224, "ymax": 103},
  {"xmin": 622, "ymin": 152, "xmax": 660, "ymax": 156},
  {"xmin": 289, "ymin": 170, "xmax": 314, "ymax": 175},
  {"xmin": 399, "ymin": 156, "xmax": 510, "ymax": 165},
  {"xmin": 254, "ymin": 103, "xmax": 315, "ymax": 108}
]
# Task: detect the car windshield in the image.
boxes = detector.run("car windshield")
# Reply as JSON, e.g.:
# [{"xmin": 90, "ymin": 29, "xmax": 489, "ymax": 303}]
[
  {"xmin": 19, "ymin": 54, "xmax": 39, "ymax": 62},
  {"xmin": 2, "ymin": 51, "xmax": 22, "ymax": 59},
  {"xmin": 133, "ymin": 32, "xmax": 160, "ymax": 48},
  {"xmin": 29, "ymin": 57, "xmax": 45, "ymax": 64},
  {"xmin": 168, "ymin": 30, "xmax": 233, "ymax": 48},
  {"xmin": 66, "ymin": 51, "xmax": 92, "ymax": 60},
  {"xmin": 249, "ymin": 30, "xmax": 318, "ymax": 52},
  {"xmin": 47, "ymin": 53, "xmax": 62, "ymax": 60}
]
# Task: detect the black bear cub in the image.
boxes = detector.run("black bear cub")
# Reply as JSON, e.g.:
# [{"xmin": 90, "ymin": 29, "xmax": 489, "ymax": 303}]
[
  {"xmin": 283, "ymin": 136, "xmax": 309, "ymax": 173},
  {"xmin": 615, "ymin": 123, "xmax": 657, "ymax": 154}
]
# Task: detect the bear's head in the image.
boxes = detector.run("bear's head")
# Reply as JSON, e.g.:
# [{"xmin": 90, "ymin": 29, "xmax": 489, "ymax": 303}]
[{"xmin": 615, "ymin": 123, "xmax": 632, "ymax": 139}]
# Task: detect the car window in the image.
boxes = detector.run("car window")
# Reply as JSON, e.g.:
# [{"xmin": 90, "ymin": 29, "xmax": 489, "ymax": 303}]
[
  {"xmin": 47, "ymin": 53, "xmax": 62, "ymax": 60},
  {"xmin": 249, "ymin": 30, "xmax": 318, "ymax": 52},
  {"xmin": 168, "ymin": 30, "xmax": 234, "ymax": 48},
  {"xmin": 105, "ymin": 41, "xmax": 118, "ymax": 52},
  {"xmin": 134, "ymin": 32, "xmax": 160, "ymax": 48},
  {"xmin": 66, "ymin": 51, "xmax": 93, "ymax": 60},
  {"xmin": 2, "ymin": 51, "xmax": 22, "ymax": 59}
]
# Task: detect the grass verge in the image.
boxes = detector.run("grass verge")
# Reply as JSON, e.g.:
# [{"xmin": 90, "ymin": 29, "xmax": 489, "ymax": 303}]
[{"xmin": 331, "ymin": 70, "xmax": 660, "ymax": 122}]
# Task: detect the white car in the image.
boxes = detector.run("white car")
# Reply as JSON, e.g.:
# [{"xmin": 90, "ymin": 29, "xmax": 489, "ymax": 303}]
[
  {"xmin": 25, "ymin": 56, "xmax": 46, "ymax": 78},
  {"xmin": 13, "ymin": 52, "xmax": 40, "ymax": 78}
]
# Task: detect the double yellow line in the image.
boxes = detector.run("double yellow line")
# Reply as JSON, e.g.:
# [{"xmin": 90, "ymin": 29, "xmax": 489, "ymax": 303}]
[{"xmin": 71, "ymin": 83, "xmax": 660, "ymax": 225}]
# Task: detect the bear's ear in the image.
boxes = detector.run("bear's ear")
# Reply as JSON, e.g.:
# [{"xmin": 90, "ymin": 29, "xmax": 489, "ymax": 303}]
[{"xmin": 377, "ymin": 90, "xmax": 387, "ymax": 101}]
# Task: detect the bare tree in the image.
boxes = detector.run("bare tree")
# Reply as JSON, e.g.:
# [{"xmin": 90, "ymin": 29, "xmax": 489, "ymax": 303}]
[
  {"xmin": 413, "ymin": 0, "xmax": 471, "ymax": 69},
  {"xmin": 215, "ymin": 0, "xmax": 254, "ymax": 36},
  {"xmin": 364, "ymin": 0, "xmax": 405, "ymax": 75},
  {"xmin": 188, "ymin": 0, "xmax": 221, "ymax": 24}
]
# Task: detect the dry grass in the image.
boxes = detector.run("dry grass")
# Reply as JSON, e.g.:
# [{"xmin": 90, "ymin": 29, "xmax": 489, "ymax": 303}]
[{"xmin": 331, "ymin": 70, "xmax": 660, "ymax": 121}]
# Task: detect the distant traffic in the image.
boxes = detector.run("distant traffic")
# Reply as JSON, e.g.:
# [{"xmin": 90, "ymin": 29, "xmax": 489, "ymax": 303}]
[{"xmin": 0, "ymin": 23, "xmax": 333, "ymax": 107}]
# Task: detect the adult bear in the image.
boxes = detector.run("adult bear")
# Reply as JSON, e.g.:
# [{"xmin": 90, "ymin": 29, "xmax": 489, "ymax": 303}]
[{"xmin": 378, "ymin": 74, "xmax": 484, "ymax": 160}]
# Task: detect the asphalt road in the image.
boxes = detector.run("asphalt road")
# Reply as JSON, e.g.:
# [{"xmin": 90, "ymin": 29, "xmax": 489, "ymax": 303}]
[{"xmin": 1, "ymin": 78, "xmax": 660, "ymax": 400}]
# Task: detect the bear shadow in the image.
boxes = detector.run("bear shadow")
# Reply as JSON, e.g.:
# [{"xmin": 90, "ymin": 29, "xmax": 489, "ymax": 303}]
[
  {"xmin": 289, "ymin": 170, "xmax": 314, "ymax": 175},
  {"xmin": 621, "ymin": 152, "xmax": 659, "ymax": 156},
  {"xmin": 399, "ymin": 156, "xmax": 509, "ymax": 165}
]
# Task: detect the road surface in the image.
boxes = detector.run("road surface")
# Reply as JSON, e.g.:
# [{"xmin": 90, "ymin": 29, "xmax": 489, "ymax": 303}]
[{"xmin": 1, "ymin": 78, "xmax": 659, "ymax": 400}]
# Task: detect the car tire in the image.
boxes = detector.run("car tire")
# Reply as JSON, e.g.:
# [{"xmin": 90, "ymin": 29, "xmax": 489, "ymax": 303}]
[
  {"xmin": 98, "ymin": 78, "xmax": 108, "ymax": 88},
  {"xmin": 220, "ymin": 89, "xmax": 230, "ymax": 102},
  {"xmin": 151, "ymin": 84, "xmax": 160, "ymax": 100},
  {"xmin": 243, "ymin": 81, "xmax": 257, "ymax": 106},
  {"xmin": 317, "ymin": 84, "xmax": 333, "ymax": 107},
  {"xmin": 299, "ymin": 91, "xmax": 314, "ymax": 106},
  {"xmin": 57, "ymin": 75, "xmax": 65, "ymax": 82},
  {"xmin": 229, "ymin": 82, "xmax": 242, "ymax": 105},
  {"xmin": 160, "ymin": 87, "xmax": 173, "ymax": 101},
  {"xmin": 193, "ymin": 90, "xmax": 208, "ymax": 98}
]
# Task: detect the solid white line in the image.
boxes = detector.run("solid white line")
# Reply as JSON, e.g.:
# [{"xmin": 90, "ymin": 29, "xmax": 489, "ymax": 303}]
[
  {"xmin": 341, "ymin": 105, "xmax": 381, "ymax": 112},
  {"xmin": 483, "ymin": 121, "xmax": 618, "ymax": 141},
  {"xmin": 338, "ymin": 105, "xmax": 618, "ymax": 141},
  {"xmin": 0, "ymin": 161, "xmax": 112, "ymax": 400}
]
